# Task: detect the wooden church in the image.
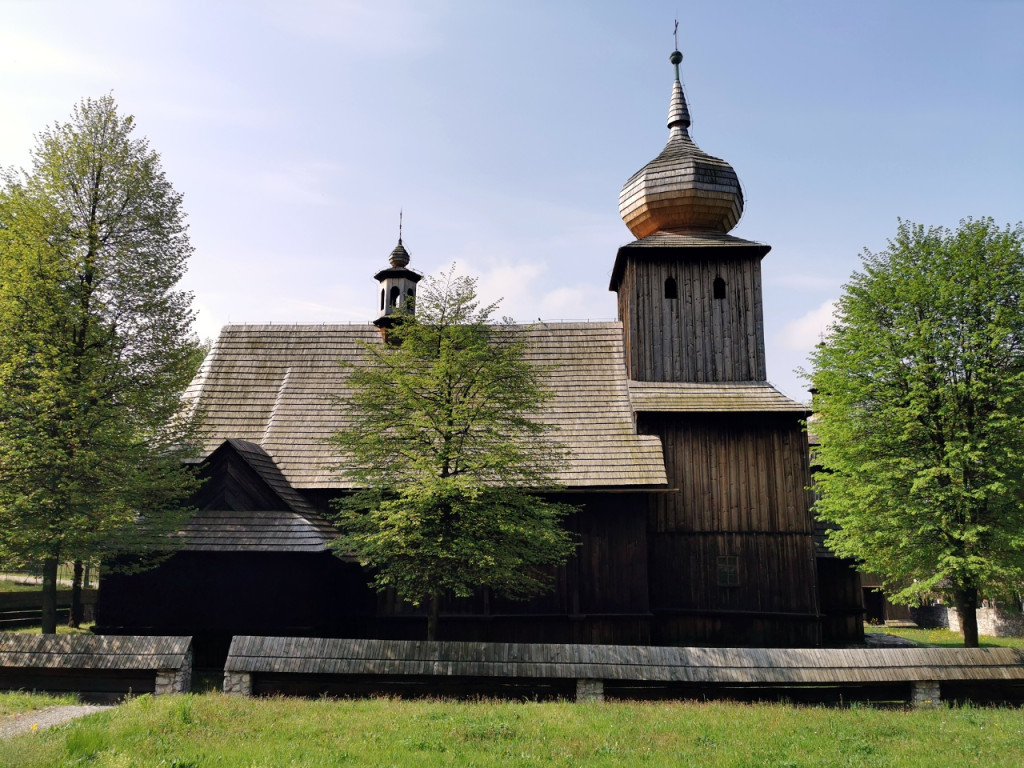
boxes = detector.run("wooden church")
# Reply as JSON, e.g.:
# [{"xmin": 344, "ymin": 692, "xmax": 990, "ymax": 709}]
[{"xmin": 96, "ymin": 46, "xmax": 863, "ymax": 662}]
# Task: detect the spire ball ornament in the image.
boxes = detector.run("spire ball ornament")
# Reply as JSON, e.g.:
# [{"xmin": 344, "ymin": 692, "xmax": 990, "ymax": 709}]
[{"xmin": 618, "ymin": 47, "xmax": 744, "ymax": 238}]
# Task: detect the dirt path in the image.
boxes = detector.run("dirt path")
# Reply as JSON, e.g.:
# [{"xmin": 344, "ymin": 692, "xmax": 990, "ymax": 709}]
[{"xmin": 0, "ymin": 705, "xmax": 112, "ymax": 740}]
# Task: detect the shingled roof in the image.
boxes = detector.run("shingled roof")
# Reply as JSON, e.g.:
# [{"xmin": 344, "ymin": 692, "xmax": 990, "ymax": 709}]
[
  {"xmin": 178, "ymin": 509, "xmax": 336, "ymax": 552},
  {"xmin": 186, "ymin": 321, "xmax": 668, "ymax": 490},
  {"xmin": 178, "ymin": 439, "xmax": 337, "ymax": 552},
  {"xmin": 628, "ymin": 381, "xmax": 809, "ymax": 414}
]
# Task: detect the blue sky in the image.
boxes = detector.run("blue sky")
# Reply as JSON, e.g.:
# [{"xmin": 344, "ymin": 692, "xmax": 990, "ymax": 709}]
[{"xmin": 2, "ymin": 1, "xmax": 1022, "ymax": 400}]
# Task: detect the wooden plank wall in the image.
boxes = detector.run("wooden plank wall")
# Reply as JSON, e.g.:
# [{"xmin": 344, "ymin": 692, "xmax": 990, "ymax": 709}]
[
  {"xmin": 618, "ymin": 255, "xmax": 766, "ymax": 383},
  {"xmin": 639, "ymin": 413, "xmax": 820, "ymax": 645},
  {"xmin": 641, "ymin": 413, "xmax": 814, "ymax": 534},
  {"xmin": 375, "ymin": 494, "xmax": 651, "ymax": 642}
]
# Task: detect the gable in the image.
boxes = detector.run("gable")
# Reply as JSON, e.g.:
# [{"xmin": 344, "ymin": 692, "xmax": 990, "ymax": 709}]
[{"xmin": 178, "ymin": 438, "xmax": 338, "ymax": 552}]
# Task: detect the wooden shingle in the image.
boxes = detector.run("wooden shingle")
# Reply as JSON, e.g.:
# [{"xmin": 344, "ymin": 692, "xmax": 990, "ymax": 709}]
[
  {"xmin": 186, "ymin": 322, "xmax": 668, "ymax": 490},
  {"xmin": 225, "ymin": 637, "xmax": 1024, "ymax": 685},
  {"xmin": 627, "ymin": 381, "xmax": 809, "ymax": 414}
]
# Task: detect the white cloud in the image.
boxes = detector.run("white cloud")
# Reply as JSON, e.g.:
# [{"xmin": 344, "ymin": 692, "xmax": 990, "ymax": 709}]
[{"xmin": 777, "ymin": 299, "xmax": 838, "ymax": 352}]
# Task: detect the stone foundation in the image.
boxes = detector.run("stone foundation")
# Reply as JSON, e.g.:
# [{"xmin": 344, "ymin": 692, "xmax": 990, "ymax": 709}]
[
  {"xmin": 154, "ymin": 647, "xmax": 192, "ymax": 695},
  {"xmin": 912, "ymin": 680, "xmax": 941, "ymax": 708},
  {"xmin": 223, "ymin": 671, "xmax": 253, "ymax": 696},
  {"xmin": 575, "ymin": 678, "xmax": 604, "ymax": 702}
]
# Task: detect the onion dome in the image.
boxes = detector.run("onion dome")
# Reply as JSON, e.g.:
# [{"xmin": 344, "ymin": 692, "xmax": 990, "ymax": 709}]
[
  {"xmin": 618, "ymin": 49, "xmax": 744, "ymax": 238},
  {"xmin": 388, "ymin": 238, "xmax": 410, "ymax": 268}
]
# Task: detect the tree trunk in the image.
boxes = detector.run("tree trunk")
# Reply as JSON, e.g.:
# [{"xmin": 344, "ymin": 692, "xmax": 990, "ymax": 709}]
[
  {"xmin": 954, "ymin": 586, "xmax": 980, "ymax": 648},
  {"xmin": 41, "ymin": 557, "xmax": 59, "ymax": 635},
  {"xmin": 427, "ymin": 594, "xmax": 440, "ymax": 642},
  {"xmin": 69, "ymin": 560, "xmax": 84, "ymax": 628}
]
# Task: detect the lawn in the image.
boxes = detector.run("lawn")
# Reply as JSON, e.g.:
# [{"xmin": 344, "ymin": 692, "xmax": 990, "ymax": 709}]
[
  {"xmin": 0, "ymin": 579, "xmax": 41, "ymax": 593},
  {"xmin": 7, "ymin": 624, "xmax": 95, "ymax": 635},
  {"xmin": 0, "ymin": 691, "xmax": 78, "ymax": 717},
  {"xmin": 866, "ymin": 625, "xmax": 1024, "ymax": 649},
  {"xmin": 2, "ymin": 694, "xmax": 1024, "ymax": 767}
]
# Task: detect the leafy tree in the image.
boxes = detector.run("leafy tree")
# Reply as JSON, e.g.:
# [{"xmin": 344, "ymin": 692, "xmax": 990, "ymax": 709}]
[
  {"xmin": 0, "ymin": 95, "xmax": 202, "ymax": 633},
  {"xmin": 331, "ymin": 268, "xmax": 577, "ymax": 640},
  {"xmin": 809, "ymin": 218, "xmax": 1024, "ymax": 647}
]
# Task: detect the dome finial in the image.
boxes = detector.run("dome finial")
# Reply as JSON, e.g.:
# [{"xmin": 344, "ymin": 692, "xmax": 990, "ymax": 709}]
[
  {"xmin": 667, "ymin": 24, "xmax": 691, "ymax": 134},
  {"xmin": 671, "ymin": 20, "xmax": 682, "ymax": 81},
  {"xmin": 617, "ymin": 37, "xmax": 744, "ymax": 237},
  {"xmin": 389, "ymin": 211, "xmax": 410, "ymax": 268}
]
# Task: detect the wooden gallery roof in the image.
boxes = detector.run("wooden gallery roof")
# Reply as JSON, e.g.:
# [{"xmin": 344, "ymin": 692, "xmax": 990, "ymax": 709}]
[
  {"xmin": 185, "ymin": 321, "xmax": 669, "ymax": 491},
  {"xmin": 178, "ymin": 439, "xmax": 337, "ymax": 553}
]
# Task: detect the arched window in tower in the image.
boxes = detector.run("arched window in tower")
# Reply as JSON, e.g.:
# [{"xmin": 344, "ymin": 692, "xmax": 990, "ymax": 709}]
[
  {"xmin": 664, "ymin": 276, "xmax": 678, "ymax": 300},
  {"xmin": 389, "ymin": 286, "xmax": 400, "ymax": 307},
  {"xmin": 713, "ymin": 276, "xmax": 726, "ymax": 300},
  {"xmin": 380, "ymin": 288, "xmax": 385, "ymax": 311},
  {"xmin": 406, "ymin": 288, "xmax": 415, "ymax": 307}
]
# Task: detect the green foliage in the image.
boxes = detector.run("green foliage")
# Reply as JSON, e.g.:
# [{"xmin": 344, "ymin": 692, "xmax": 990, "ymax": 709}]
[
  {"xmin": 0, "ymin": 96, "xmax": 201, "ymax": 613},
  {"xmin": 810, "ymin": 218, "xmax": 1024, "ymax": 638},
  {"xmin": 331, "ymin": 268, "xmax": 576, "ymax": 628}
]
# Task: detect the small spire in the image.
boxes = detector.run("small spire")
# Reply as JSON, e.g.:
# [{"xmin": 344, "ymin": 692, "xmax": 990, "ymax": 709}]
[
  {"xmin": 672, "ymin": 20, "xmax": 681, "ymax": 80},
  {"xmin": 389, "ymin": 210, "xmax": 410, "ymax": 268},
  {"xmin": 667, "ymin": 50, "xmax": 691, "ymax": 134}
]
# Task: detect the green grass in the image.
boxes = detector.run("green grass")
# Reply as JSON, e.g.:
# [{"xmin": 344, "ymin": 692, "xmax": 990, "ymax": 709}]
[
  {"xmin": 8, "ymin": 623, "xmax": 95, "ymax": 635},
  {"xmin": 0, "ymin": 691, "xmax": 78, "ymax": 717},
  {"xmin": 0, "ymin": 580, "xmax": 41, "ymax": 593},
  {"xmin": 866, "ymin": 625, "xmax": 1024, "ymax": 649},
  {"xmin": 2, "ymin": 694, "xmax": 1024, "ymax": 767}
]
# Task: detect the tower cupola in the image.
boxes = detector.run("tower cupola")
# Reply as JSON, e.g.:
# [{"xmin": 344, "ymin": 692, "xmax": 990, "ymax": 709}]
[
  {"xmin": 618, "ymin": 47, "xmax": 744, "ymax": 238},
  {"xmin": 373, "ymin": 217, "xmax": 422, "ymax": 331}
]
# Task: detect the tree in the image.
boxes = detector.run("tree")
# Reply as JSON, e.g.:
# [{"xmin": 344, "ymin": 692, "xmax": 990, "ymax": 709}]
[
  {"xmin": 809, "ymin": 218, "xmax": 1024, "ymax": 647},
  {"xmin": 330, "ymin": 268, "xmax": 578, "ymax": 640},
  {"xmin": 0, "ymin": 95, "xmax": 202, "ymax": 633}
]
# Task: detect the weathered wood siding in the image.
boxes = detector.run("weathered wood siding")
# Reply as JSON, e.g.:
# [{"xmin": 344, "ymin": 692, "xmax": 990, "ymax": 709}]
[
  {"xmin": 618, "ymin": 255, "xmax": 766, "ymax": 382},
  {"xmin": 373, "ymin": 493, "xmax": 652, "ymax": 644},
  {"xmin": 648, "ymin": 533, "xmax": 817, "ymax": 614},
  {"xmin": 641, "ymin": 414, "xmax": 813, "ymax": 534},
  {"xmin": 639, "ymin": 413, "xmax": 819, "ymax": 646}
]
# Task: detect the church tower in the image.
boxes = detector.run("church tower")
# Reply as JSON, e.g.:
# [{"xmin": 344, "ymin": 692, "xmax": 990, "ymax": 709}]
[
  {"xmin": 611, "ymin": 48, "xmax": 768, "ymax": 383},
  {"xmin": 615, "ymin": 42, "xmax": 823, "ymax": 647},
  {"xmin": 373, "ymin": 222, "xmax": 422, "ymax": 336}
]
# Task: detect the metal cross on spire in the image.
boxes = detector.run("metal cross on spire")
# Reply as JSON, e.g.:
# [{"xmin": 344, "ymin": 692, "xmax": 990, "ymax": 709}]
[
  {"xmin": 673, "ymin": 19, "xmax": 679, "ymax": 51},
  {"xmin": 398, "ymin": 209, "xmax": 403, "ymax": 244}
]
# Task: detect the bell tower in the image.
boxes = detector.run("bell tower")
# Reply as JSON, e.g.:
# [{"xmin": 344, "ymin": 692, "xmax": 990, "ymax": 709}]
[
  {"xmin": 610, "ymin": 46, "xmax": 768, "ymax": 383},
  {"xmin": 373, "ymin": 215, "xmax": 422, "ymax": 336}
]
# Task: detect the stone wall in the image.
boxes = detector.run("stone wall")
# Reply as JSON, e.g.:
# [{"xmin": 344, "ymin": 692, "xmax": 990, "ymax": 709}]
[
  {"xmin": 912, "ymin": 605, "xmax": 1024, "ymax": 638},
  {"xmin": 223, "ymin": 671, "xmax": 252, "ymax": 696},
  {"xmin": 154, "ymin": 646, "xmax": 193, "ymax": 695}
]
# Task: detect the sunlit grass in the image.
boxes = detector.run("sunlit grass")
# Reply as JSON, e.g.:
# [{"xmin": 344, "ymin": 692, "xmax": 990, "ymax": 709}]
[
  {"xmin": 7, "ymin": 623, "xmax": 95, "ymax": 635},
  {"xmin": 2, "ymin": 693, "xmax": 1024, "ymax": 767},
  {"xmin": 866, "ymin": 625, "xmax": 1024, "ymax": 649},
  {"xmin": 0, "ymin": 691, "xmax": 78, "ymax": 717}
]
